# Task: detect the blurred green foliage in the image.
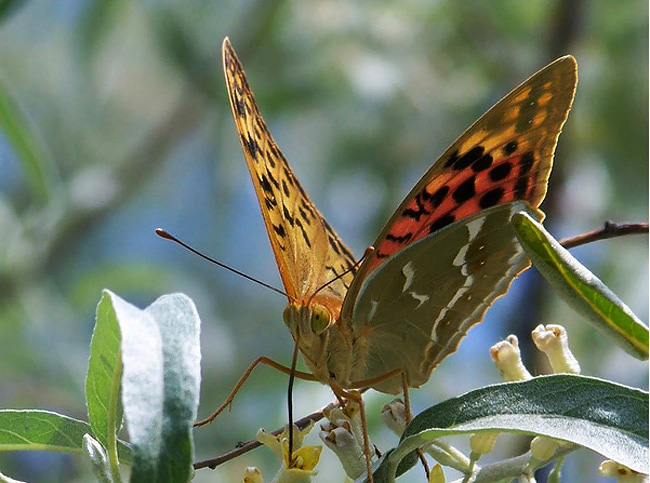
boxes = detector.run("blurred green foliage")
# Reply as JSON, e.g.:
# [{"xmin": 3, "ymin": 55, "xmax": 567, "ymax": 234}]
[{"xmin": 0, "ymin": 1, "xmax": 646, "ymax": 482}]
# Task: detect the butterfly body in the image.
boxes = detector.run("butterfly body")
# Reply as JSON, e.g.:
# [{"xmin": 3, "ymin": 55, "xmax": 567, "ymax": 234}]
[{"xmin": 222, "ymin": 38, "xmax": 577, "ymax": 395}]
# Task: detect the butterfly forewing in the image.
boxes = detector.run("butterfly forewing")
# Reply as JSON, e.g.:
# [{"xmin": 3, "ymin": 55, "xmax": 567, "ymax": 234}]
[
  {"xmin": 222, "ymin": 39, "xmax": 357, "ymax": 305},
  {"xmin": 342, "ymin": 56, "xmax": 577, "ymax": 309}
]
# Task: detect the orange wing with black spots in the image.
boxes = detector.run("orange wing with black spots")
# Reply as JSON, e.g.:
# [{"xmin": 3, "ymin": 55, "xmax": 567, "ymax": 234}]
[
  {"xmin": 222, "ymin": 39, "xmax": 578, "ymax": 395},
  {"xmin": 362, "ymin": 56, "xmax": 577, "ymax": 275},
  {"xmin": 337, "ymin": 57, "xmax": 576, "ymax": 391},
  {"xmin": 222, "ymin": 38, "xmax": 357, "ymax": 305}
]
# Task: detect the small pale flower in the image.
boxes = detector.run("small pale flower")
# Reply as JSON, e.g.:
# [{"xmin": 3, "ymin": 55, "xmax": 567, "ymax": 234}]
[
  {"xmin": 428, "ymin": 463, "xmax": 446, "ymax": 483},
  {"xmin": 256, "ymin": 423, "xmax": 321, "ymax": 483},
  {"xmin": 321, "ymin": 403, "xmax": 367, "ymax": 479},
  {"xmin": 529, "ymin": 436, "xmax": 565, "ymax": 461},
  {"xmin": 469, "ymin": 431, "xmax": 499, "ymax": 456},
  {"xmin": 490, "ymin": 335, "xmax": 532, "ymax": 381},
  {"xmin": 381, "ymin": 398, "xmax": 407, "ymax": 436},
  {"xmin": 323, "ymin": 400, "xmax": 365, "ymax": 452},
  {"xmin": 599, "ymin": 460, "xmax": 648, "ymax": 482},
  {"xmin": 531, "ymin": 324, "xmax": 581, "ymax": 374},
  {"xmin": 243, "ymin": 466, "xmax": 263, "ymax": 483}
]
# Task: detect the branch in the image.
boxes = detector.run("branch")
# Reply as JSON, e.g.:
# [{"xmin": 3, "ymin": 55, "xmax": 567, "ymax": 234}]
[
  {"xmin": 193, "ymin": 401, "xmax": 338, "ymax": 470},
  {"xmin": 559, "ymin": 221, "xmax": 648, "ymax": 249}
]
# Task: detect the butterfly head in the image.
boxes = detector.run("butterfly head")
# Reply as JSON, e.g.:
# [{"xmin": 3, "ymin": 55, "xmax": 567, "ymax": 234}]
[
  {"xmin": 282, "ymin": 297, "xmax": 351, "ymax": 384},
  {"xmin": 282, "ymin": 299, "xmax": 337, "ymax": 338}
]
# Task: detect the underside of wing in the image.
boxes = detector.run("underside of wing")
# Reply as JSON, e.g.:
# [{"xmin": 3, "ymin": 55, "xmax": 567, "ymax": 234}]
[
  {"xmin": 222, "ymin": 39, "xmax": 357, "ymax": 304},
  {"xmin": 347, "ymin": 201, "xmax": 542, "ymax": 394},
  {"xmin": 341, "ymin": 56, "xmax": 577, "ymax": 318}
]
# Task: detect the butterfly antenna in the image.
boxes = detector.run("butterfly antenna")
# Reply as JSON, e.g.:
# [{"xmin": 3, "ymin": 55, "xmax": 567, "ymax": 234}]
[
  {"xmin": 156, "ymin": 228, "xmax": 288, "ymax": 298},
  {"xmin": 307, "ymin": 246, "xmax": 375, "ymax": 306}
]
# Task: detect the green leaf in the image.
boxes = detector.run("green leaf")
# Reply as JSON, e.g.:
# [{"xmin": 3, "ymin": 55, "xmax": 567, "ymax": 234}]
[
  {"xmin": 376, "ymin": 375, "xmax": 648, "ymax": 481},
  {"xmin": 86, "ymin": 292, "xmax": 124, "ymax": 450},
  {"xmin": 111, "ymin": 291, "xmax": 201, "ymax": 483},
  {"xmin": 512, "ymin": 212, "xmax": 649, "ymax": 359},
  {"xmin": 0, "ymin": 409, "xmax": 131, "ymax": 462}
]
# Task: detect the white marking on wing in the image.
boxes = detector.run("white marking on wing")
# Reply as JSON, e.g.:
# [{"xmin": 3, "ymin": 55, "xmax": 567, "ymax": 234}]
[
  {"xmin": 467, "ymin": 216, "xmax": 485, "ymax": 240},
  {"xmin": 409, "ymin": 291, "xmax": 429, "ymax": 308},
  {"xmin": 401, "ymin": 261, "xmax": 416, "ymax": 292},
  {"xmin": 453, "ymin": 217, "xmax": 486, "ymax": 273},
  {"xmin": 429, "ymin": 274, "xmax": 475, "ymax": 342},
  {"xmin": 368, "ymin": 299, "xmax": 379, "ymax": 321}
]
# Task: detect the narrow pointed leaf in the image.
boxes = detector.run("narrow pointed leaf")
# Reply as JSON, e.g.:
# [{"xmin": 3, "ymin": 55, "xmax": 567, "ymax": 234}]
[
  {"xmin": 86, "ymin": 291, "xmax": 124, "ymax": 450},
  {"xmin": 375, "ymin": 375, "xmax": 648, "ymax": 481},
  {"xmin": 0, "ymin": 410, "xmax": 131, "ymax": 462},
  {"xmin": 512, "ymin": 212, "xmax": 648, "ymax": 359}
]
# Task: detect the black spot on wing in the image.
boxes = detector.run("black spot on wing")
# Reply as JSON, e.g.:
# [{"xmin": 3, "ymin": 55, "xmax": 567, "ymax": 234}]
[
  {"xmin": 386, "ymin": 232, "xmax": 413, "ymax": 243},
  {"xmin": 471, "ymin": 154, "xmax": 493, "ymax": 172},
  {"xmin": 519, "ymin": 151, "xmax": 535, "ymax": 176},
  {"xmin": 479, "ymin": 188, "xmax": 504, "ymax": 209},
  {"xmin": 429, "ymin": 213, "xmax": 455, "ymax": 234},
  {"xmin": 427, "ymin": 186, "xmax": 449, "ymax": 208},
  {"xmin": 241, "ymin": 134, "xmax": 260, "ymax": 158},
  {"xmin": 265, "ymin": 150, "xmax": 276, "ymax": 168},
  {"xmin": 402, "ymin": 192, "xmax": 431, "ymax": 221},
  {"xmin": 452, "ymin": 147, "xmax": 484, "ymax": 170},
  {"xmin": 235, "ymin": 97, "xmax": 246, "ymax": 117},
  {"xmin": 260, "ymin": 174, "xmax": 273, "ymax": 193},
  {"xmin": 328, "ymin": 235, "xmax": 341, "ymax": 255},
  {"xmin": 452, "ymin": 176, "xmax": 476, "ymax": 203},
  {"xmin": 514, "ymin": 177, "xmax": 529, "ymax": 198},
  {"xmin": 282, "ymin": 205, "xmax": 294, "ymax": 226},
  {"xmin": 294, "ymin": 218, "xmax": 311, "ymax": 248},
  {"xmin": 489, "ymin": 163, "xmax": 512, "ymax": 182},
  {"xmin": 298, "ymin": 206, "xmax": 310, "ymax": 224},
  {"xmin": 503, "ymin": 140, "xmax": 518, "ymax": 155},
  {"xmin": 443, "ymin": 150, "xmax": 460, "ymax": 168}
]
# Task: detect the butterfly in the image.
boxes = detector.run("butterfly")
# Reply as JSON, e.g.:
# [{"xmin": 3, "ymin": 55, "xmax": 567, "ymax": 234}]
[{"xmin": 217, "ymin": 37, "xmax": 576, "ymax": 476}]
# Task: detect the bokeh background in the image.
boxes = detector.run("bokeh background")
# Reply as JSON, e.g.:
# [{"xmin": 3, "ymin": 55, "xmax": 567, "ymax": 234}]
[{"xmin": 0, "ymin": 1, "xmax": 647, "ymax": 482}]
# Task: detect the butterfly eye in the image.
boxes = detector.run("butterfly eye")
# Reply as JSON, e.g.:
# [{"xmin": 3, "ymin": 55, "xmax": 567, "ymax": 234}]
[{"xmin": 311, "ymin": 305, "xmax": 332, "ymax": 334}]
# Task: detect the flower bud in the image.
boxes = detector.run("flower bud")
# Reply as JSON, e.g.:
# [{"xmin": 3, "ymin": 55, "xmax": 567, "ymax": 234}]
[
  {"xmin": 531, "ymin": 324, "xmax": 581, "ymax": 374},
  {"xmin": 490, "ymin": 335, "xmax": 532, "ymax": 381}
]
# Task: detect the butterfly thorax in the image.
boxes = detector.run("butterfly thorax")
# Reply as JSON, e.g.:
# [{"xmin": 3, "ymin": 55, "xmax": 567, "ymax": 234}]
[{"xmin": 283, "ymin": 299, "xmax": 356, "ymax": 388}]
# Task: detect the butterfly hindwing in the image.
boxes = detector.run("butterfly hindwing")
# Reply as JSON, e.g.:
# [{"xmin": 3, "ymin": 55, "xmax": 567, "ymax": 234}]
[
  {"xmin": 222, "ymin": 39, "xmax": 357, "ymax": 305},
  {"xmin": 347, "ymin": 201, "xmax": 542, "ymax": 393}
]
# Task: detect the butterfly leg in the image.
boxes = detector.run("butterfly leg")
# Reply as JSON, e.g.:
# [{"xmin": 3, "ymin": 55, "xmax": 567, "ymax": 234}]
[
  {"xmin": 195, "ymin": 356, "xmax": 317, "ymax": 427},
  {"xmin": 398, "ymin": 372, "xmax": 431, "ymax": 479}
]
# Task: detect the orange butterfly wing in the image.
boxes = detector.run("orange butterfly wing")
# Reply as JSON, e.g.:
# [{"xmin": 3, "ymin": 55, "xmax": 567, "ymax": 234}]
[
  {"xmin": 222, "ymin": 38, "xmax": 356, "ymax": 312},
  {"xmin": 342, "ymin": 56, "xmax": 577, "ymax": 320}
]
